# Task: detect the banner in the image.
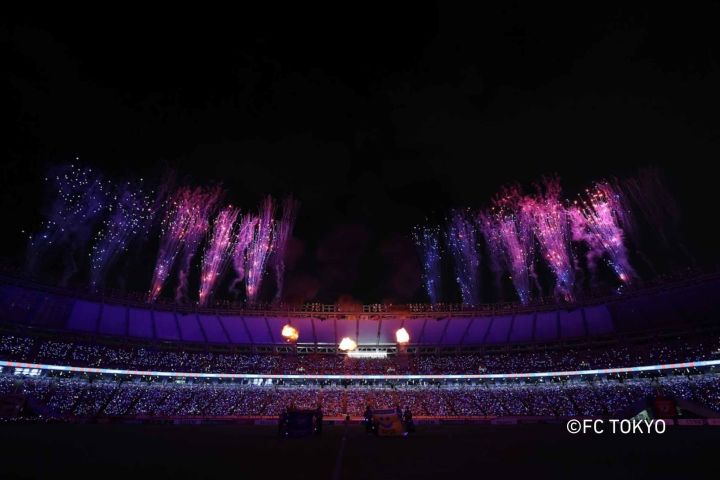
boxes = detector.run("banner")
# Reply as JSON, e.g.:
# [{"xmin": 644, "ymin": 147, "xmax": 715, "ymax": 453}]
[{"xmin": 372, "ymin": 409, "xmax": 405, "ymax": 436}]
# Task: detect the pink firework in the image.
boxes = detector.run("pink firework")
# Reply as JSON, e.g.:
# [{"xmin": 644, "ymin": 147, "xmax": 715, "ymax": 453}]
[
  {"xmin": 524, "ymin": 177, "xmax": 575, "ymax": 301},
  {"xmin": 229, "ymin": 214, "xmax": 259, "ymax": 296},
  {"xmin": 270, "ymin": 196, "xmax": 300, "ymax": 303},
  {"xmin": 571, "ymin": 183, "xmax": 636, "ymax": 285},
  {"xmin": 198, "ymin": 205, "xmax": 240, "ymax": 306},
  {"xmin": 244, "ymin": 196, "xmax": 275, "ymax": 303},
  {"xmin": 480, "ymin": 186, "xmax": 537, "ymax": 304},
  {"xmin": 174, "ymin": 186, "xmax": 222, "ymax": 302},
  {"xmin": 148, "ymin": 186, "xmax": 221, "ymax": 302}
]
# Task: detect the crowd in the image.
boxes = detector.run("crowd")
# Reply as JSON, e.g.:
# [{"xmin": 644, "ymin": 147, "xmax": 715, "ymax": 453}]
[
  {"xmin": 1, "ymin": 374, "xmax": 719, "ymax": 419},
  {"xmin": 1, "ymin": 333, "xmax": 718, "ymax": 375}
]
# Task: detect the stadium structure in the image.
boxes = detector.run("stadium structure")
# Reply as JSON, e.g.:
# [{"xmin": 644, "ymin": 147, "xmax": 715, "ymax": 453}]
[{"xmin": 2, "ymin": 271, "xmax": 719, "ymax": 423}]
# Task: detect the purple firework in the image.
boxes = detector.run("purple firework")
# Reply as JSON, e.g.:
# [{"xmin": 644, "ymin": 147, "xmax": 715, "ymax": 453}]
[
  {"xmin": 446, "ymin": 210, "xmax": 481, "ymax": 306},
  {"xmin": 198, "ymin": 205, "xmax": 240, "ymax": 306},
  {"xmin": 477, "ymin": 211, "xmax": 506, "ymax": 295},
  {"xmin": 413, "ymin": 225, "xmax": 443, "ymax": 304},
  {"xmin": 89, "ymin": 180, "xmax": 154, "ymax": 290},
  {"xmin": 270, "ymin": 196, "xmax": 300, "ymax": 303},
  {"xmin": 26, "ymin": 164, "xmax": 109, "ymax": 282}
]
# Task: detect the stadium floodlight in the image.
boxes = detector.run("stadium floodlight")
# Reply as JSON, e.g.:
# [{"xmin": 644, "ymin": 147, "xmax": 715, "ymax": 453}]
[
  {"xmin": 395, "ymin": 328, "xmax": 410, "ymax": 344},
  {"xmin": 338, "ymin": 337, "xmax": 357, "ymax": 351},
  {"xmin": 281, "ymin": 324, "xmax": 299, "ymax": 343}
]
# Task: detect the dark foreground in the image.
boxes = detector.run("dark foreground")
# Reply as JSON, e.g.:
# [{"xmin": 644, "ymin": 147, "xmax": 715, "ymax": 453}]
[{"xmin": 1, "ymin": 423, "xmax": 718, "ymax": 479}]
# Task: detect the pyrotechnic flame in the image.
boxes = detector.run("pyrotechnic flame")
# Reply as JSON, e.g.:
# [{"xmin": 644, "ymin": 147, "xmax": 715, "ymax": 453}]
[
  {"xmin": 281, "ymin": 324, "xmax": 299, "ymax": 342},
  {"xmin": 339, "ymin": 337, "xmax": 357, "ymax": 351},
  {"xmin": 395, "ymin": 328, "xmax": 410, "ymax": 344}
]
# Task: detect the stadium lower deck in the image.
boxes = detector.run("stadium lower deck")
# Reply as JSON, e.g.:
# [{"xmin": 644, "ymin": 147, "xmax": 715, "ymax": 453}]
[
  {"xmin": 2, "ymin": 329, "xmax": 720, "ymax": 419},
  {"xmin": 3, "ymin": 372, "xmax": 720, "ymax": 418}
]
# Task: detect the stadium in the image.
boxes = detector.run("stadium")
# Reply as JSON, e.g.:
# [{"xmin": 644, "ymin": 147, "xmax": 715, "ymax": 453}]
[
  {"xmin": 5, "ymin": 4, "xmax": 720, "ymax": 479},
  {"xmin": 2, "ymin": 270, "xmax": 720, "ymax": 477},
  {"xmin": 2, "ymin": 269, "xmax": 720, "ymax": 419}
]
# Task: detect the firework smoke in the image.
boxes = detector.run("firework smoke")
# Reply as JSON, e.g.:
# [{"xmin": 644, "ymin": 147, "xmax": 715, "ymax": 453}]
[
  {"xmin": 614, "ymin": 167, "xmax": 681, "ymax": 250},
  {"xmin": 413, "ymin": 225, "xmax": 443, "ymax": 304},
  {"xmin": 245, "ymin": 196, "xmax": 275, "ymax": 303},
  {"xmin": 446, "ymin": 210, "xmax": 481, "ymax": 305},
  {"xmin": 198, "ymin": 205, "xmax": 240, "ymax": 306},
  {"xmin": 270, "ymin": 196, "xmax": 300, "ymax": 303}
]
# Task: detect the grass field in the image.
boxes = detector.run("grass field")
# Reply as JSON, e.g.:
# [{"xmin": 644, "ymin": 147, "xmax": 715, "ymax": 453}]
[{"xmin": 1, "ymin": 423, "xmax": 718, "ymax": 479}]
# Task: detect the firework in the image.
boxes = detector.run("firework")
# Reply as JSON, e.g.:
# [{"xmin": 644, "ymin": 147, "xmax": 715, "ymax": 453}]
[
  {"xmin": 270, "ymin": 196, "xmax": 300, "ymax": 303},
  {"xmin": 26, "ymin": 165, "xmax": 109, "ymax": 281},
  {"xmin": 571, "ymin": 183, "xmax": 636, "ymax": 285},
  {"xmin": 245, "ymin": 196, "xmax": 275, "ymax": 303},
  {"xmin": 148, "ymin": 186, "xmax": 221, "ymax": 302},
  {"xmin": 477, "ymin": 212, "xmax": 506, "ymax": 294},
  {"xmin": 198, "ymin": 205, "xmax": 240, "ymax": 306},
  {"xmin": 479, "ymin": 186, "xmax": 537, "ymax": 304},
  {"xmin": 229, "ymin": 214, "xmax": 259, "ymax": 296},
  {"xmin": 413, "ymin": 225, "xmax": 443, "ymax": 304},
  {"xmin": 524, "ymin": 177, "xmax": 575, "ymax": 301},
  {"xmin": 174, "ymin": 186, "xmax": 222, "ymax": 303},
  {"xmin": 446, "ymin": 210, "xmax": 481, "ymax": 306},
  {"xmin": 89, "ymin": 180, "xmax": 154, "ymax": 290}
]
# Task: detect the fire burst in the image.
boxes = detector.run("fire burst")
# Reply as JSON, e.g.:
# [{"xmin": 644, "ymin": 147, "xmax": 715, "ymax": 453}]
[
  {"xmin": 270, "ymin": 196, "xmax": 300, "ymax": 303},
  {"xmin": 446, "ymin": 210, "xmax": 481, "ymax": 306},
  {"xmin": 571, "ymin": 182, "xmax": 636, "ymax": 285},
  {"xmin": 198, "ymin": 205, "xmax": 240, "ymax": 306},
  {"xmin": 413, "ymin": 225, "xmax": 442, "ymax": 304},
  {"xmin": 245, "ymin": 196, "xmax": 275, "ymax": 303},
  {"xmin": 89, "ymin": 180, "xmax": 155, "ymax": 290}
]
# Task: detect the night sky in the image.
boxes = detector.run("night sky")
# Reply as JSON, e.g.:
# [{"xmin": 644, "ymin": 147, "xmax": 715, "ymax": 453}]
[{"xmin": 3, "ymin": 4, "xmax": 720, "ymax": 304}]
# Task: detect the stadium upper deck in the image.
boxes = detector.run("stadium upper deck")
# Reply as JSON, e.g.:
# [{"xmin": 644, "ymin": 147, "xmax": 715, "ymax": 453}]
[{"xmin": 1, "ymin": 272, "xmax": 719, "ymax": 348}]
